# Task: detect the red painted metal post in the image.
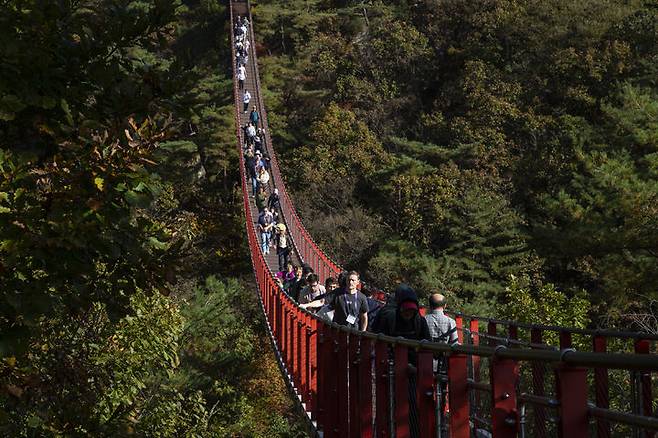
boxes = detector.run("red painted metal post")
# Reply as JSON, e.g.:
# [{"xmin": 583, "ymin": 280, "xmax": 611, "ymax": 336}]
[
  {"xmin": 336, "ymin": 330, "xmax": 349, "ymax": 437},
  {"xmin": 559, "ymin": 330, "xmax": 572, "ymax": 349},
  {"xmin": 298, "ymin": 315, "xmax": 305, "ymax": 394},
  {"xmin": 455, "ymin": 315, "xmax": 464, "ymax": 344},
  {"xmin": 276, "ymin": 299, "xmax": 283, "ymax": 351},
  {"xmin": 490, "ymin": 357, "xmax": 519, "ymax": 437},
  {"xmin": 394, "ymin": 344, "xmax": 410, "ymax": 438},
  {"xmin": 375, "ymin": 341, "xmax": 390, "ymax": 438},
  {"xmin": 285, "ymin": 304, "xmax": 292, "ymax": 369},
  {"xmin": 508, "ymin": 324, "xmax": 518, "ymax": 346},
  {"xmin": 447, "ymin": 354, "xmax": 469, "ymax": 438},
  {"xmin": 349, "ymin": 334, "xmax": 360, "ymax": 438},
  {"xmin": 556, "ymin": 365, "xmax": 588, "ymax": 438},
  {"xmin": 291, "ymin": 310, "xmax": 298, "ymax": 386},
  {"xmin": 360, "ymin": 337, "xmax": 374, "ymax": 438},
  {"xmin": 417, "ymin": 350, "xmax": 436, "ymax": 438},
  {"xmin": 317, "ymin": 323, "xmax": 329, "ymax": 430},
  {"xmin": 325, "ymin": 328, "xmax": 340, "ymax": 437},
  {"xmin": 593, "ymin": 335, "xmax": 610, "ymax": 438},
  {"xmin": 531, "ymin": 328, "xmax": 547, "ymax": 438},
  {"xmin": 488, "ymin": 321, "xmax": 497, "ymax": 346},
  {"xmin": 308, "ymin": 316, "xmax": 318, "ymax": 419},
  {"xmin": 634, "ymin": 339, "xmax": 654, "ymax": 438},
  {"xmin": 470, "ymin": 319, "xmax": 481, "ymax": 427}
]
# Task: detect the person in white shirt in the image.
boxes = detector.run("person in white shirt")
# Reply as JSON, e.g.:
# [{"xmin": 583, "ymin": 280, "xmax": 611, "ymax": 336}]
[
  {"xmin": 246, "ymin": 123, "xmax": 256, "ymax": 145},
  {"xmin": 237, "ymin": 65, "xmax": 246, "ymax": 90},
  {"xmin": 243, "ymin": 90, "xmax": 251, "ymax": 113}
]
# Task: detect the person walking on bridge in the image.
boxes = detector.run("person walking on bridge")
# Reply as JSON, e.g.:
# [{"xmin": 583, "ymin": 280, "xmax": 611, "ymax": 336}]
[
  {"xmin": 425, "ymin": 293, "xmax": 458, "ymax": 348},
  {"xmin": 243, "ymin": 90, "xmax": 251, "ymax": 113},
  {"xmin": 274, "ymin": 223, "xmax": 290, "ymax": 272},
  {"xmin": 327, "ymin": 271, "xmax": 368, "ymax": 331},
  {"xmin": 237, "ymin": 64, "xmax": 246, "ymax": 90},
  {"xmin": 249, "ymin": 108, "xmax": 259, "ymax": 127},
  {"xmin": 268, "ymin": 188, "xmax": 280, "ymax": 212}
]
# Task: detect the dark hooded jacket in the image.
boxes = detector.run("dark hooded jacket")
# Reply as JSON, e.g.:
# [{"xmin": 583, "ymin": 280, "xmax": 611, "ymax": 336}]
[{"xmin": 370, "ymin": 284, "xmax": 430, "ymax": 342}]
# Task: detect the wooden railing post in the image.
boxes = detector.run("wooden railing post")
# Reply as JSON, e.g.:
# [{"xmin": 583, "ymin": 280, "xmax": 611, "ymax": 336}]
[
  {"xmin": 490, "ymin": 355, "xmax": 519, "ymax": 437},
  {"xmin": 375, "ymin": 341, "xmax": 390, "ymax": 438},
  {"xmin": 593, "ymin": 335, "xmax": 610, "ymax": 438},
  {"xmin": 635, "ymin": 339, "xmax": 654, "ymax": 438},
  {"xmin": 448, "ymin": 353, "xmax": 469, "ymax": 438},
  {"xmin": 417, "ymin": 350, "xmax": 436, "ymax": 438},
  {"xmin": 556, "ymin": 364, "xmax": 588, "ymax": 438}
]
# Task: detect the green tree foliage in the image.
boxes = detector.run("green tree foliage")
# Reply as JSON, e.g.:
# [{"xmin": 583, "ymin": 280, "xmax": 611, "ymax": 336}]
[
  {"xmin": 498, "ymin": 275, "xmax": 591, "ymax": 347},
  {"xmin": 255, "ymin": 0, "xmax": 658, "ymax": 327},
  {"xmin": 0, "ymin": 290, "xmax": 202, "ymax": 435},
  {"xmin": 1, "ymin": 0, "xmax": 304, "ymax": 434},
  {"xmin": 179, "ymin": 277, "xmax": 305, "ymax": 437},
  {"xmin": 0, "ymin": 119, "xmax": 175, "ymax": 355}
]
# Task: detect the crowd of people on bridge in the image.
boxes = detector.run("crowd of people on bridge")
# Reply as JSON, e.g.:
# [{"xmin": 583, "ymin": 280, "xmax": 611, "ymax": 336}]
[
  {"xmin": 235, "ymin": 13, "xmax": 460, "ymax": 437},
  {"xmin": 234, "ymin": 13, "xmax": 459, "ymax": 348},
  {"xmin": 235, "ymin": 16, "xmax": 291, "ymax": 272}
]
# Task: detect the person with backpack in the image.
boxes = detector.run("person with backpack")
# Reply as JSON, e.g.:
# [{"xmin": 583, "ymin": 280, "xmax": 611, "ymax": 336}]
[
  {"xmin": 257, "ymin": 207, "xmax": 274, "ymax": 254},
  {"xmin": 255, "ymin": 187, "xmax": 267, "ymax": 214},
  {"xmin": 372, "ymin": 284, "xmax": 430, "ymax": 343},
  {"xmin": 424, "ymin": 293, "xmax": 458, "ymax": 435}
]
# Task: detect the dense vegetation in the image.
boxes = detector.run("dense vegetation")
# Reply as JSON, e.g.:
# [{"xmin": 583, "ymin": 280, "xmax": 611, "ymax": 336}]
[
  {"xmin": 253, "ymin": 0, "xmax": 658, "ymax": 329},
  {"xmin": 1, "ymin": 0, "xmax": 656, "ymax": 433},
  {"xmin": 1, "ymin": 1, "xmax": 304, "ymax": 435}
]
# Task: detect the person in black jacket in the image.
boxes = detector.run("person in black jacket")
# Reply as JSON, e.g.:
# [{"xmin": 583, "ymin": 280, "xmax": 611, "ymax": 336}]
[
  {"xmin": 371, "ymin": 283, "xmax": 429, "ymax": 438},
  {"xmin": 371, "ymin": 284, "xmax": 430, "ymax": 344}
]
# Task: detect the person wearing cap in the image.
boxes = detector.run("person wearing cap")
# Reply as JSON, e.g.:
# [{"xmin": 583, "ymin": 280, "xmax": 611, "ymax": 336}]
[
  {"xmin": 257, "ymin": 166, "xmax": 270, "ymax": 191},
  {"xmin": 371, "ymin": 283, "xmax": 430, "ymax": 342}
]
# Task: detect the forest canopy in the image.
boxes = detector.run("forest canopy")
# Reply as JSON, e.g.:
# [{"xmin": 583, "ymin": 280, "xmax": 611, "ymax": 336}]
[
  {"xmin": 253, "ymin": 0, "xmax": 658, "ymax": 328},
  {"xmin": 1, "ymin": 1, "xmax": 304, "ymax": 435}
]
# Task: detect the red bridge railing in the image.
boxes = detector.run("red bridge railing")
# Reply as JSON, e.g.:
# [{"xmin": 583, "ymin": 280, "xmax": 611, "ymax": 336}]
[{"xmin": 229, "ymin": 2, "xmax": 658, "ymax": 436}]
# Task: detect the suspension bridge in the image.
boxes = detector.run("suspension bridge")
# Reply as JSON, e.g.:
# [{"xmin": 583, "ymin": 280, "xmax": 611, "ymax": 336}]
[{"xmin": 229, "ymin": 1, "xmax": 658, "ymax": 436}]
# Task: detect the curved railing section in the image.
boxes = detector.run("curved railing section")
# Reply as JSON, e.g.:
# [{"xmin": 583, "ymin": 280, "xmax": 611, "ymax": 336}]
[{"xmin": 229, "ymin": 2, "xmax": 658, "ymax": 437}]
